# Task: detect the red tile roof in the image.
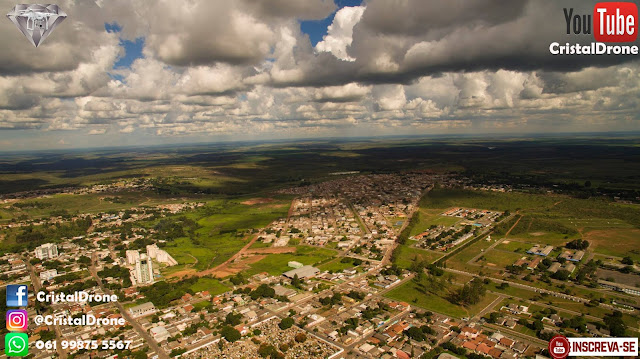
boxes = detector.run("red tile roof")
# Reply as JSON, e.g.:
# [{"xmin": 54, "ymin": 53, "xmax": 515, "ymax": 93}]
[
  {"xmin": 477, "ymin": 343, "xmax": 492, "ymax": 354},
  {"xmin": 500, "ymin": 338, "xmax": 514, "ymax": 347},
  {"xmin": 463, "ymin": 341, "xmax": 478, "ymax": 350},
  {"xmin": 489, "ymin": 348, "xmax": 503, "ymax": 358}
]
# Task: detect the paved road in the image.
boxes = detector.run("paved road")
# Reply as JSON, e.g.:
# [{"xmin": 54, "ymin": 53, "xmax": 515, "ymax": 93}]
[
  {"xmin": 26, "ymin": 259, "xmax": 68, "ymax": 359},
  {"xmin": 89, "ymin": 255, "xmax": 169, "ymax": 359},
  {"xmin": 483, "ymin": 322, "xmax": 548, "ymax": 347},
  {"xmin": 467, "ymin": 213, "xmax": 521, "ymax": 264},
  {"xmin": 473, "ymin": 294, "xmax": 505, "ymax": 321}
]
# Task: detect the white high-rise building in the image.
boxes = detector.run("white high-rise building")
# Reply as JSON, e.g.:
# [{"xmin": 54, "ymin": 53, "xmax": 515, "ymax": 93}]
[
  {"xmin": 35, "ymin": 243, "xmax": 58, "ymax": 260},
  {"xmin": 134, "ymin": 254, "xmax": 154, "ymax": 285},
  {"xmin": 126, "ymin": 250, "xmax": 141, "ymax": 265},
  {"xmin": 146, "ymin": 244, "xmax": 178, "ymax": 266}
]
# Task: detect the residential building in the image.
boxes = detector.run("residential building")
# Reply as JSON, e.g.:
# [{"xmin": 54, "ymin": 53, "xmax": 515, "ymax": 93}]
[
  {"xmin": 126, "ymin": 250, "xmax": 140, "ymax": 265},
  {"xmin": 283, "ymin": 265, "xmax": 320, "ymax": 279},
  {"xmin": 35, "ymin": 243, "xmax": 58, "ymax": 260},
  {"xmin": 130, "ymin": 302, "xmax": 156, "ymax": 318},
  {"xmin": 134, "ymin": 254, "xmax": 154, "ymax": 285}
]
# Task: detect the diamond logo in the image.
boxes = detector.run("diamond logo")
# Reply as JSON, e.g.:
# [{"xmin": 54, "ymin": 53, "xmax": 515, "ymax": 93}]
[{"xmin": 6, "ymin": 4, "xmax": 67, "ymax": 47}]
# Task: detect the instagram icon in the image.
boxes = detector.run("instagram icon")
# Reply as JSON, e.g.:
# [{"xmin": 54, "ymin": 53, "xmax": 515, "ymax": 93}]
[{"xmin": 6, "ymin": 310, "xmax": 27, "ymax": 332}]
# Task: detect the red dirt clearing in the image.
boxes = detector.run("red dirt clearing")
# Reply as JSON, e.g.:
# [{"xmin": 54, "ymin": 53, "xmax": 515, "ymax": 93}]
[
  {"xmin": 241, "ymin": 198, "xmax": 275, "ymax": 205},
  {"xmin": 245, "ymin": 247, "xmax": 296, "ymax": 254}
]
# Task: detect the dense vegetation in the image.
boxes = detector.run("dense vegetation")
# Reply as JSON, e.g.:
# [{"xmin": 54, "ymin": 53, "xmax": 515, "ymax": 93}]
[{"xmin": 137, "ymin": 277, "xmax": 199, "ymax": 308}]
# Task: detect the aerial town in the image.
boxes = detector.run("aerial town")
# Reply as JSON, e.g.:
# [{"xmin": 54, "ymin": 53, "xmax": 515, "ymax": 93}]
[{"xmin": 0, "ymin": 170, "xmax": 638, "ymax": 359}]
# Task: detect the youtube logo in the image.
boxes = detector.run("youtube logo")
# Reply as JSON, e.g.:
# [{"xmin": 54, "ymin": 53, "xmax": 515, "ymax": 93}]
[{"xmin": 594, "ymin": 2, "xmax": 638, "ymax": 42}]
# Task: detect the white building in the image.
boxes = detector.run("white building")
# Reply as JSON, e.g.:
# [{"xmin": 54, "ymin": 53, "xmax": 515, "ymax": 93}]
[
  {"xmin": 39, "ymin": 269, "xmax": 58, "ymax": 281},
  {"xmin": 129, "ymin": 302, "xmax": 156, "ymax": 318},
  {"xmin": 288, "ymin": 261, "xmax": 304, "ymax": 269},
  {"xmin": 134, "ymin": 254, "xmax": 154, "ymax": 285},
  {"xmin": 35, "ymin": 243, "xmax": 58, "ymax": 260},
  {"xmin": 150, "ymin": 326, "xmax": 170, "ymax": 342},
  {"xmin": 126, "ymin": 250, "xmax": 141, "ymax": 265},
  {"xmin": 146, "ymin": 244, "xmax": 178, "ymax": 266}
]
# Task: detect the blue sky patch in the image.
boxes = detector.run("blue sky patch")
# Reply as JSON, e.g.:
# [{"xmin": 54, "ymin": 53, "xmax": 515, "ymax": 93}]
[
  {"xmin": 104, "ymin": 22, "xmax": 121, "ymax": 33},
  {"xmin": 114, "ymin": 37, "xmax": 145, "ymax": 68},
  {"xmin": 105, "ymin": 22, "xmax": 145, "ymax": 69},
  {"xmin": 300, "ymin": 0, "xmax": 363, "ymax": 46}
]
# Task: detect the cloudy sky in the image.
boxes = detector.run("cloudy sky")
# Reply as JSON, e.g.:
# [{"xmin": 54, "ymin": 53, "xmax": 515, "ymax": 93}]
[{"xmin": 0, "ymin": 0, "xmax": 638, "ymax": 150}]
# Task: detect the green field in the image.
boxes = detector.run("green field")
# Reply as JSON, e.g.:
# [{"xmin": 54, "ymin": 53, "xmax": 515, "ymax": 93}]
[
  {"xmin": 409, "ymin": 208, "xmax": 462, "ymax": 237},
  {"xmin": 475, "ymin": 249, "xmax": 524, "ymax": 268},
  {"xmin": 3, "ymin": 191, "xmax": 194, "ymax": 221},
  {"xmin": 385, "ymin": 280, "xmax": 468, "ymax": 318},
  {"xmin": 162, "ymin": 198, "xmax": 291, "ymax": 271},
  {"xmin": 583, "ymin": 228, "xmax": 640, "ymax": 261},
  {"xmin": 486, "ymin": 282, "xmax": 639, "ymax": 328},
  {"xmin": 189, "ymin": 277, "xmax": 230, "ymax": 296},
  {"xmin": 447, "ymin": 237, "xmax": 495, "ymax": 271},
  {"xmin": 385, "ymin": 278, "xmax": 499, "ymax": 319},
  {"xmin": 246, "ymin": 246, "xmax": 337, "ymax": 276},
  {"xmin": 317, "ymin": 258, "xmax": 356, "ymax": 272},
  {"xmin": 496, "ymin": 240, "xmax": 532, "ymax": 253},
  {"xmin": 393, "ymin": 244, "xmax": 444, "ymax": 269},
  {"xmin": 422, "ymin": 188, "xmax": 640, "ymax": 264},
  {"xmin": 420, "ymin": 188, "xmax": 559, "ymax": 213}
]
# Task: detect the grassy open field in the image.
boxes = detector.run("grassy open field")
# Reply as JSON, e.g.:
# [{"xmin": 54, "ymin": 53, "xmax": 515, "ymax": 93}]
[
  {"xmin": 2, "ymin": 191, "xmax": 196, "ymax": 221},
  {"xmin": 496, "ymin": 240, "xmax": 532, "ymax": 253},
  {"xmin": 446, "ymin": 237, "xmax": 495, "ymax": 271},
  {"xmin": 385, "ymin": 278, "xmax": 499, "ymax": 319},
  {"xmin": 420, "ymin": 188, "xmax": 559, "ymax": 213},
  {"xmin": 393, "ymin": 245, "xmax": 445, "ymax": 269},
  {"xmin": 422, "ymin": 188, "xmax": 640, "ymax": 263},
  {"xmin": 486, "ymin": 282, "xmax": 639, "ymax": 328},
  {"xmin": 409, "ymin": 208, "xmax": 461, "ymax": 237},
  {"xmin": 246, "ymin": 246, "xmax": 337, "ymax": 276},
  {"xmin": 475, "ymin": 249, "xmax": 524, "ymax": 268},
  {"xmin": 317, "ymin": 258, "xmax": 356, "ymax": 273},
  {"xmin": 385, "ymin": 280, "xmax": 468, "ymax": 318},
  {"xmin": 162, "ymin": 197, "xmax": 291, "ymax": 272},
  {"xmin": 189, "ymin": 277, "xmax": 230, "ymax": 296},
  {"xmin": 584, "ymin": 228, "xmax": 640, "ymax": 261}
]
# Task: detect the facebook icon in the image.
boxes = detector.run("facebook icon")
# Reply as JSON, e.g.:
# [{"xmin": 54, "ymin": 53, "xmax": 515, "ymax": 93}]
[{"xmin": 6, "ymin": 285, "xmax": 28, "ymax": 307}]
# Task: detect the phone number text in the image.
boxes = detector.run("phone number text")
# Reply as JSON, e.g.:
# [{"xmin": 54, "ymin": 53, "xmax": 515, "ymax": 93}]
[{"xmin": 35, "ymin": 340, "xmax": 132, "ymax": 351}]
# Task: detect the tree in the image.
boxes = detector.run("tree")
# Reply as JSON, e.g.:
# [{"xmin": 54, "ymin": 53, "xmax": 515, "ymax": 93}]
[
  {"xmin": 565, "ymin": 239, "xmax": 589, "ymax": 250},
  {"xmin": 169, "ymin": 349, "xmax": 187, "ymax": 357},
  {"xmin": 225, "ymin": 312, "xmax": 242, "ymax": 326},
  {"xmin": 258, "ymin": 343, "xmax": 282, "ymax": 358},
  {"xmin": 551, "ymin": 269, "xmax": 571, "ymax": 281},
  {"xmin": 420, "ymin": 325, "xmax": 435, "ymax": 336},
  {"xmin": 621, "ymin": 256, "xmax": 634, "ymax": 265},
  {"xmin": 279, "ymin": 317, "xmax": 294, "ymax": 330},
  {"xmin": 604, "ymin": 311, "xmax": 626, "ymax": 336},
  {"xmin": 220, "ymin": 326, "xmax": 241, "ymax": 343},
  {"xmin": 529, "ymin": 320, "xmax": 544, "ymax": 332},
  {"xmin": 487, "ymin": 312, "xmax": 501, "ymax": 324},
  {"xmin": 451, "ymin": 278, "xmax": 486, "ymax": 305},
  {"xmin": 291, "ymin": 274, "xmax": 302, "ymax": 289},
  {"xmin": 294, "ymin": 333, "xmax": 307, "ymax": 343},
  {"xmin": 230, "ymin": 272, "xmax": 245, "ymax": 285},
  {"xmin": 406, "ymin": 326, "xmax": 426, "ymax": 341},
  {"xmin": 250, "ymin": 284, "xmax": 276, "ymax": 300}
]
